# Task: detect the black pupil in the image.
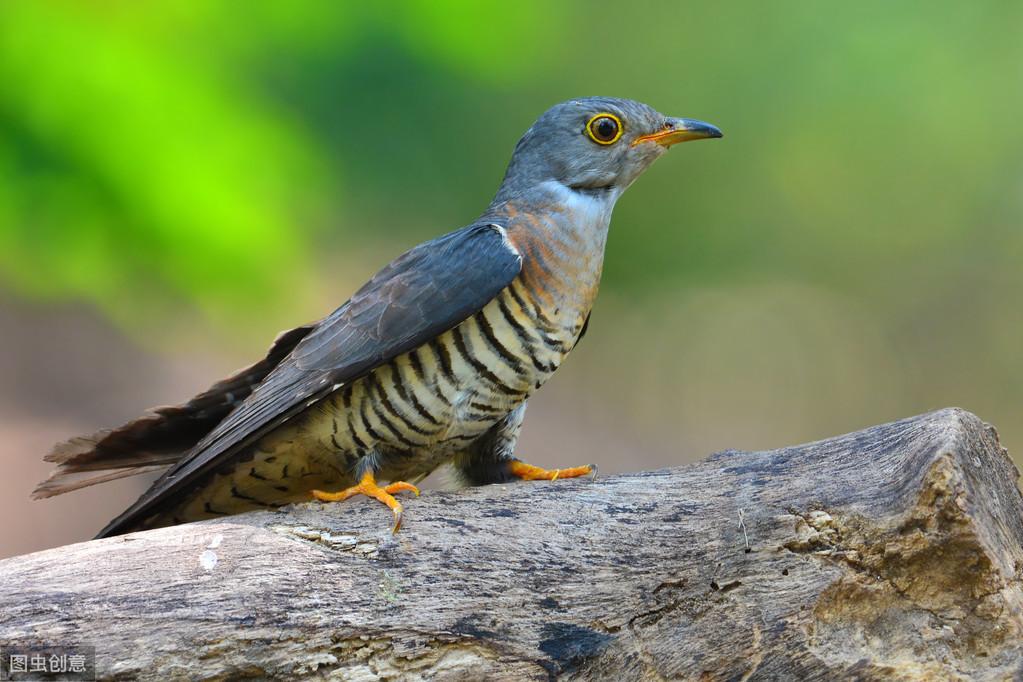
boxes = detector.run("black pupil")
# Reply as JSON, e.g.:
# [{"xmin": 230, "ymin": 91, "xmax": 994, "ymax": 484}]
[{"xmin": 594, "ymin": 117, "xmax": 617, "ymax": 140}]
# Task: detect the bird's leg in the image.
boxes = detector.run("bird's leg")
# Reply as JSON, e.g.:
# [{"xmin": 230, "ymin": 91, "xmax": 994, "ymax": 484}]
[
  {"xmin": 311, "ymin": 471, "xmax": 419, "ymax": 533},
  {"xmin": 453, "ymin": 405, "xmax": 597, "ymax": 485},
  {"xmin": 507, "ymin": 459, "xmax": 597, "ymax": 482}
]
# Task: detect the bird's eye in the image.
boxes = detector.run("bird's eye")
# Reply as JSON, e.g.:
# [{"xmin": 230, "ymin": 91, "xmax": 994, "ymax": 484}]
[{"xmin": 586, "ymin": 113, "xmax": 623, "ymax": 145}]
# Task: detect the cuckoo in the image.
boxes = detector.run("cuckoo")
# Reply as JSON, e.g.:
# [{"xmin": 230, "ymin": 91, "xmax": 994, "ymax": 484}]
[{"xmin": 34, "ymin": 97, "xmax": 722, "ymax": 536}]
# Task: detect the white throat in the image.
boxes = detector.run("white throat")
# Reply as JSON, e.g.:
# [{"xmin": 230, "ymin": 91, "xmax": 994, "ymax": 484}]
[{"xmin": 541, "ymin": 180, "xmax": 620, "ymax": 236}]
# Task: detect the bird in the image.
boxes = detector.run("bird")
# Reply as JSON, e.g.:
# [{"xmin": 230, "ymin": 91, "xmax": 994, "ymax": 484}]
[{"xmin": 34, "ymin": 97, "xmax": 722, "ymax": 537}]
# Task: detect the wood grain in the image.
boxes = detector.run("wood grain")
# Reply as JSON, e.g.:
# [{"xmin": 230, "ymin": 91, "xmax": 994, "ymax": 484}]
[{"xmin": 2, "ymin": 408, "xmax": 1022, "ymax": 680}]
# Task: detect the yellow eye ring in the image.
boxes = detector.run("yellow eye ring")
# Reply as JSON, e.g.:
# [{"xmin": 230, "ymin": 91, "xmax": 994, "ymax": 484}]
[{"xmin": 585, "ymin": 113, "xmax": 623, "ymax": 145}]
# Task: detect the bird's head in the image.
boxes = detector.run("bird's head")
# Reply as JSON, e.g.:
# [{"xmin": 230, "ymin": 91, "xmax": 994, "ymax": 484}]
[{"xmin": 495, "ymin": 97, "xmax": 722, "ymax": 203}]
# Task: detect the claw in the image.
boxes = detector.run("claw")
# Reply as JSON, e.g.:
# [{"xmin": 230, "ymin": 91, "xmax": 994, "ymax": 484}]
[
  {"xmin": 383, "ymin": 481, "xmax": 420, "ymax": 497},
  {"xmin": 312, "ymin": 472, "xmax": 420, "ymax": 533},
  {"xmin": 507, "ymin": 460, "xmax": 596, "ymax": 482}
]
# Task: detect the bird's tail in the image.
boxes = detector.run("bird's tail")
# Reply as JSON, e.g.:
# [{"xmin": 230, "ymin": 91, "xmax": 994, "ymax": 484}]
[{"xmin": 32, "ymin": 324, "xmax": 315, "ymax": 499}]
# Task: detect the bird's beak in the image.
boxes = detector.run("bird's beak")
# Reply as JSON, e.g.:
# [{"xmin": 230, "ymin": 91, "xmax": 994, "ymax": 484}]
[{"xmin": 633, "ymin": 118, "xmax": 723, "ymax": 147}]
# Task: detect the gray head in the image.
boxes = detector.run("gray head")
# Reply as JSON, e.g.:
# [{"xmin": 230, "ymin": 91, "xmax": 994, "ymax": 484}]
[{"xmin": 494, "ymin": 97, "xmax": 721, "ymax": 203}]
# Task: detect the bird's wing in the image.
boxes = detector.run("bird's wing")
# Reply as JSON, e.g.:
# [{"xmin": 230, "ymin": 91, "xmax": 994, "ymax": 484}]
[{"xmin": 96, "ymin": 223, "xmax": 522, "ymax": 537}]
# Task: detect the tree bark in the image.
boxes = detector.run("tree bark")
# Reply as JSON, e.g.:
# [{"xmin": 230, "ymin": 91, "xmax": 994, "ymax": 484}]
[{"xmin": 2, "ymin": 408, "xmax": 1022, "ymax": 681}]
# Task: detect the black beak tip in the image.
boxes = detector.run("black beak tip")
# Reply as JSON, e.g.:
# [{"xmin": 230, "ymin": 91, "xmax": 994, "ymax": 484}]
[
  {"xmin": 695, "ymin": 122, "xmax": 723, "ymax": 139},
  {"xmin": 674, "ymin": 118, "xmax": 724, "ymax": 140}
]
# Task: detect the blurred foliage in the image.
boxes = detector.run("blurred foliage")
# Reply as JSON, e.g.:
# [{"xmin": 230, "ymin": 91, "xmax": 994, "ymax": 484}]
[
  {"xmin": 2, "ymin": 1, "xmax": 1020, "ymax": 323},
  {"xmin": 0, "ymin": 0, "xmax": 561, "ymax": 331},
  {"xmin": 0, "ymin": 1, "xmax": 1020, "ymax": 450}
]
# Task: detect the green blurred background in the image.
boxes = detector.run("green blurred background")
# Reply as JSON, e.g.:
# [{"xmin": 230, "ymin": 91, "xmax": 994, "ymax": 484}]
[{"xmin": 2, "ymin": 1, "xmax": 1020, "ymax": 558}]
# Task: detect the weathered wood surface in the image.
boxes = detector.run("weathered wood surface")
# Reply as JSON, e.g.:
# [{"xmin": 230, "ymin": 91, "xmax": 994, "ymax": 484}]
[{"xmin": 2, "ymin": 408, "xmax": 1022, "ymax": 680}]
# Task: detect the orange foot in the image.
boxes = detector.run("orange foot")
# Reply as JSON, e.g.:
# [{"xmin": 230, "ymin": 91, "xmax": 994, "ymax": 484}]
[
  {"xmin": 508, "ymin": 459, "xmax": 597, "ymax": 482},
  {"xmin": 312, "ymin": 472, "xmax": 419, "ymax": 533}
]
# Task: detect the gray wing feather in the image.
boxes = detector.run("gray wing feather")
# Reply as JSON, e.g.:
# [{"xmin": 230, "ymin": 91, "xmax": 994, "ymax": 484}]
[{"xmin": 96, "ymin": 223, "xmax": 521, "ymax": 537}]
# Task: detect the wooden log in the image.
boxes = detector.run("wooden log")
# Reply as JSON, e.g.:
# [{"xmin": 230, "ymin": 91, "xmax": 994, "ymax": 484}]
[{"xmin": 1, "ymin": 408, "xmax": 1022, "ymax": 680}]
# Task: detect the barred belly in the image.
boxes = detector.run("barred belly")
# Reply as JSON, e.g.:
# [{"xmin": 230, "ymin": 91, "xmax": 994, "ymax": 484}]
[
  {"xmin": 163, "ymin": 279, "xmax": 586, "ymax": 524},
  {"xmin": 311, "ymin": 280, "xmax": 583, "ymax": 479}
]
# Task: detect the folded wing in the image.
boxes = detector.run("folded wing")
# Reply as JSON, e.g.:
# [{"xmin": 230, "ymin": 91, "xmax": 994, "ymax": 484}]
[{"xmin": 95, "ymin": 223, "xmax": 522, "ymax": 537}]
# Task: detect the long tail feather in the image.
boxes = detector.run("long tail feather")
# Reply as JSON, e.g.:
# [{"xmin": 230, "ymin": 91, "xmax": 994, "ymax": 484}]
[{"xmin": 32, "ymin": 324, "xmax": 314, "ymax": 499}]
